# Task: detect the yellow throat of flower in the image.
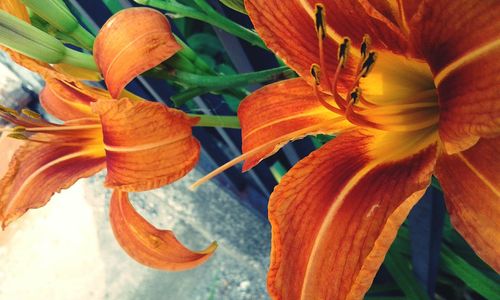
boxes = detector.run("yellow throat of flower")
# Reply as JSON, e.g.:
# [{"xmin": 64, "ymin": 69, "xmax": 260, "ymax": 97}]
[{"xmin": 311, "ymin": 3, "xmax": 439, "ymax": 136}]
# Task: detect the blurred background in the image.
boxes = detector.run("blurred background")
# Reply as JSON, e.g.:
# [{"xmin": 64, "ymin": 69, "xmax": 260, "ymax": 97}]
[{"xmin": 0, "ymin": 0, "xmax": 498, "ymax": 299}]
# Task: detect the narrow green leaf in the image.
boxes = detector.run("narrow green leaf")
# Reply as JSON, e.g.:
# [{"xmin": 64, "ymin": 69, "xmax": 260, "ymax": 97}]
[
  {"xmin": 384, "ymin": 251, "xmax": 430, "ymax": 300},
  {"xmin": 441, "ymin": 245, "xmax": 500, "ymax": 299}
]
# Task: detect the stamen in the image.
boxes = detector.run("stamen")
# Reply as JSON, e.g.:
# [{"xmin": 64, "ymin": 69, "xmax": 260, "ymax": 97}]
[
  {"xmin": 360, "ymin": 34, "xmax": 371, "ymax": 60},
  {"xmin": 25, "ymin": 124, "xmax": 101, "ymax": 132},
  {"xmin": 314, "ymin": 4, "xmax": 326, "ymax": 41},
  {"xmin": 349, "ymin": 87, "xmax": 361, "ymax": 104},
  {"xmin": 21, "ymin": 108, "xmax": 41, "ymax": 119},
  {"xmin": 310, "ymin": 64, "xmax": 343, "ymax": 115},
  {"xmin": 7, "ymin": 133, "xmax": 28, "ymax": 140},
  {"xmin": 0, "ymin": 105, "xmax": 19, "ymax": 117},
  {"xmin": 190, "ymin": 119, "xmax": 342, "ymax": 190},
  {"xmin": 338, "ymin": 38, "xmax": 350, "ymax": 67},
  {"xmin": 360, "ymin": 51, "xmax": 377, "ymax": 78}
]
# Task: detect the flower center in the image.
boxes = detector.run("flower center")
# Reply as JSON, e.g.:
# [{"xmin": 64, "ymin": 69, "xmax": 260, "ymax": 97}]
[{"xmin": 311, "ymin": 3, "xmax": 438, "ymax": 133}]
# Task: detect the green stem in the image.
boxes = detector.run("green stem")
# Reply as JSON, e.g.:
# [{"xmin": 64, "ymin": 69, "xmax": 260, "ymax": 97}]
[
  {"xmin": 171, "ymin": 86, "xmax": 249, "ymax": 107},
  {"xmin": 154, "ymin": 66, "xmax": 293, "ymax": 88},
  {"xmin": 61, "ymin": 48, "xmax": 98, "ymax": 71},
  {"xmin": 22, "ymin": 0, "xmax": 95, "ymax": 50},
  {"xmin": 135, "ymin": 0, "xmax": 266, "ymax": 49},
  {"xmin": 190, "ymin": 114, "xmax": 240, "ymax": 129}
]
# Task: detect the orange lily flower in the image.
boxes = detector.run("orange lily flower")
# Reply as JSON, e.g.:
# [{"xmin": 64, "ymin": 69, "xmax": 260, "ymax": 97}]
[
  {"xmin": 0, "ymin": 6, "xmax": 216, "ymax": 270},
  {"xmin": 193, "ymin": 0, "xmax": 500, "ymax": 298}
]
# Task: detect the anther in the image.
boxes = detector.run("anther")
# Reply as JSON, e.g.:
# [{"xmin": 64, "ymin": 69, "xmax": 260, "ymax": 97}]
[
  {"xmin": 310, "ymin": 64, "xmax": 321, "ymax": 85},
  {"xmin": 13, "ymin": 126, "xmax": 26, "ymax": 132},
  {"xmin": 360, "ymin": 51, "xmax": 377, "ymax": 77},
  {"xmin": 21, "ymin": 108, "xmax": 41, "ymax": 119},
  {"xmin": 314, "ymin": 4, "xmax": 326, "ymax": 40},
  {"xmin": 350, "ymin": 87, "xmax": 361, "ymax": 104},
  {"xmin": 360, "ymin": 34, "xmax": 371, "ymax": 59},
  {"xmin": 338, "ymin": 38, "xmax": 350, "ymax": 67},
  {"xmin": 7, "ymin": 133, "xmax": 28, "ymax": 140},
  {"xmin": 0, "ymin": 105, "xmax": 19, "ymax": 117}
]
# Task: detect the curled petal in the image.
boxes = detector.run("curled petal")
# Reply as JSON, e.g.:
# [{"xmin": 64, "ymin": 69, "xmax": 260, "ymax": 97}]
[
  {"xmin": 40, "ymin": 78, "xmax": 101, "ymax": 120},
  {"xmin": 410, "ymin": 0, "xmax": 500, "ymax": 153},
  {"xmin": 109, "ymin": 190, "xmax": 217, "ymax": 271},
  {"xmin": 238, "ymin": 78, "xmax": 350, "ymax": 171},
  {"xmin": 435, "ymin": 137, "xmax": 500, "ymax": 271},
  {"xmin": 0, "ymin": 134, "xmax": 105, "ymax": 228},
  {"xmin": 92, "ymin": 98, "xmax": 200, "ymax": 192},
  {"xmin": 267, "ymin": 129, "xmax": 437, "ymax": 299},
  {"xmin": 94, "ymin": 8, "xmax": 181, "ymax": 98}
]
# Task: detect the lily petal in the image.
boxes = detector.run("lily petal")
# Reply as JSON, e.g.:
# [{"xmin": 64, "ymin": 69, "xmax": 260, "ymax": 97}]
[
  {"xmin": 92, "ymin": 98, "xmax": 200, "ymax": 192},
  {"xmin": 0, "ymin": 0, "xmax": 30, "ymax": 22},
  {"xmin": 40, "ymin": 78, "xmax": 100, "ymax": 120},
  {"xmin": 435, "ymin": 137, "xmax": 500, "ymax": 271},
  {"xmin": 238, "ymin": 78, "xmax": 350, "ymax": 171},
  {"xmin": 0, "ymin": 134, "xmax": 106, "ymax": 228},
  {"xmin": 244, "ymin": 0, "xmax": 415, "ymax": 90},
  {"xmin": 267, "ymin": 129, "xmax": 437, "ymax": 299},
  {"xmin": 109, "ymin": 190, "xmax": 217, "ymax": 271},
  {"xmin": 244, "ymin": 0, "xmax": 357, "ymax": 90},
  {"xmin": 94, "ymin": 8, "xmax": 181, "ymax": 98},
  {"xmin": 410, "ymin": 0, "xmax": 500, "ymax": 153},
  {"xmin": 0, "ymin": 132, "xmax": 24, "ymax": 177}
]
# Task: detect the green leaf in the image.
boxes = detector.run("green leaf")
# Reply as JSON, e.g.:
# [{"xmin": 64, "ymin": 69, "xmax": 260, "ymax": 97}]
[
  {"xmin": 218, "ymin": 0, "xmax": 247, "ymax": 14},
  {"xmin": 384, "ymin": 251, "xmax": 430, "ymax": 300},
  {"xmin": 441, "ymin": 245, "xmax": 500, "ymax": 299}
]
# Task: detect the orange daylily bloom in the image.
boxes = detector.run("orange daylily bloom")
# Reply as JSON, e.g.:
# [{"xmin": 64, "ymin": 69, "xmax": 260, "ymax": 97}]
[
  {"xmin": 0, "ymin": 5, "xmax": 216, "ymax": 270},
  {"xmin": 193, "ymin": 0, "xmax": 500, "ymax": 298},
  {"xmin": 0, "ymin": 96, "xmax": 213, "ymax": 270}
]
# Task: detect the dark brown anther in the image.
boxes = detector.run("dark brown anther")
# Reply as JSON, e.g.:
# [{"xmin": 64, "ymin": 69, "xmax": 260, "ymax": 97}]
[{"xmin": 360, "ymin": 51, "xmax": 377, "ymax": 77}]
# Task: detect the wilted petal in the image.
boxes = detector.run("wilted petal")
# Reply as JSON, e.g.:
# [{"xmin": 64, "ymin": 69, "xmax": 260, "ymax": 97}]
[
  {"xmin": 238, "ymin": 78, "xmax": 350, "ymax": 171},
  {"xmin": 0, "ymin": 134, "xmax": 105, "ymax": 228},
  {"xmin": 435, "ymin": 137, "xmax": 500, "ymax": 271},
  {"xmin": 92, "ymin": 98, "xmax": 200, "ymax": 192},
  {"xmin": 410, "ymin": 0, "xmax": 500, "ymax": 153},
  {"xmin": 267, "ymin": 129, "xmax": 437, "ymax": 299},
  {"xmin": 109, "ymin": 190, "xmax": 217, "ymax": 271},
  {"xmin": 94, "ymin": 8, "xmax": 181, "ymax": 98}
]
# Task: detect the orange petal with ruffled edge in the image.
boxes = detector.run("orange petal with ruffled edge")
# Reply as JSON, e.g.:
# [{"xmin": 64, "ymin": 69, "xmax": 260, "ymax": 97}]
[
  {"xmin": 238, "ymin": 78, "xmax": 350, "ymax": 171},
  {"xmin": 0, "ymin": 132, "xmax": 24, "ymax": 177},
  {"xmin": 267, "ymin": 128, "xmax": 437, "ymax": 299},
  {"xmin": 109, "ymin": 190, "xmax": 217, "ymax": 271},
  {"xmin": 92, "ymin": 98, "xmax": 200, "ymax": 192},
  {"xmin": 94, "ymin": 8, "xmax": 181, "ymax": 98},
  {"xmin": 409, "ymin": 0, "xmax": 500, "ymax": 153},
  {"xmin": 0, "ymin": 134, "xmax": 106, "ymax": 228},
  {"xmin": 40, "ymin": 78, "xmax": 102, "ymax": 120},
  {"xmin": 435, "ymin": 137, "xmax": 500, "ymax": 271}
]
